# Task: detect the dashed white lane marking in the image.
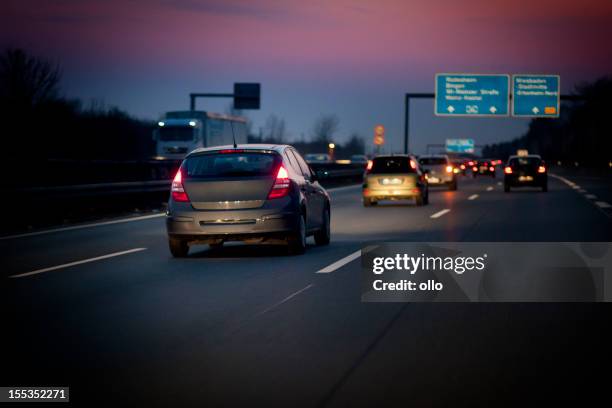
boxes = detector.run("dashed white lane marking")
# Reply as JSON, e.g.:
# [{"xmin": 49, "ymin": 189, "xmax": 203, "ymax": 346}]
[
  {"xmin": 9, "ymin": 248, "xmax": 147, "ymax": 278},
  {"xmin": 585, "ymin": 194, "xmax": 597, "ymax": 200},
  {"xmin": 1, "ymin": 214, "xmax": 165, "ymax": 241},
  {"xmin": 486, "ymin": 186, "xmax": 494, "ymax": 191},
  {"xmin": 468, "ymin": 194, "xmax": 479, "ymax": 200},
  {"xmin": 595, "ymin": 201, "xmax": 612, "ymax": 209},
  {"xmin": 572, "ymin": 185, "xmax": 581, "ymax": 189},
  {"xmin": 430, "ymin": 209, "xmax": 451, "ymax": 219},
  {"xmin": 316, "ymin": 245, "xmax": 378, "ymax": 274},
  {"xmin": 497, "ymin": 182, "xmax": 502, "ymax": 186},
  {"xmin": 257, "ymin": 284, "xmax": 314, "ymax": 315},
  {"xmin": 317, "ymin": 250, "xmax": 361, "ymax": 273},
  {"xmin": 578, "ymin": 189, "xmax": 587, "ymax": 193}
]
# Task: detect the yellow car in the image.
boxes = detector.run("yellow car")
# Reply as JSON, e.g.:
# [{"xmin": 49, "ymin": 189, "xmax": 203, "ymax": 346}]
[{"xmin": 362, "ymin": 155, "xmax": 429, "ymax": 206}]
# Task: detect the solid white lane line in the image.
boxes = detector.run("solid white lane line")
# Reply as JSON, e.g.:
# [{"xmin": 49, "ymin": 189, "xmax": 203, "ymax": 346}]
[
  {"xmin": 595, "ymin": 201, "xmax": 612, "ymax": 209},
  {"xmin": 257, "ymin": 284, "xmax": 314, "ymax": 315},
  {"xmin": 1, "ymin": 214, "xmax": 165, "ymax": 241},
  {"xmin": 468, "ymin": 194, "xmax": 479, "ymax": 201},
  {"xmin": 317, "ymin": 250, "xmax": 362, "ymax": 274},
  {"xmin": 585, "ymin": 194, "xmax": 597, "ymax": 200},
  {"xmin": 572, "ymin": 185, "xmax": 581, "ymax": 189},
  {"xmin": 486, "ymin": 186, "xmax": 494, "ymax": 191},
  {"xmin": 430, "ymin": 209, "xmax": 451, "ymax": 219},
  {"xmin": 9, "ymin": 248, "xmax": 147, "ymax": 278}
]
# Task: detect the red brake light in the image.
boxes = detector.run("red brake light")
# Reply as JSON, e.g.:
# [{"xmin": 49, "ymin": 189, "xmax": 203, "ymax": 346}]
[
  {"xmin": 472, "ymin": 166, "xmax": 478, "ymax": 172},
  {"xmin": 504, "ymin": 166, "xmax": 512, "ymax": 174},
  {"xmin": 460, "ymin": 164, "xmax": 466, "ymax": 170},
  {"xmin": 218, "ymin": 149, "xmax": 244, "ymax": 154},
  {"xmin": 171, "ymin": 169, "xmax": 189, "ymax": 202},
  {"xmin": 489, "ymin": 167, "xmax": 495, "ymax": 172},
  {"xmin": 468, "ymin": 161, "xmax": 474, "ymax": 166},
  {"xmin": 366, "ymin": 160, "xmax": 373, "ymax": 171},
  {"xmin": 537, "ymin": 165, "xmax": 546, "ymax": 173},
  {"xmin": 445, "ymin": 165, "xmax": 453, "ymax": 173},
  {"xmin": 268, "ymin": 165, "xmax": 291, "ymax": 199}
]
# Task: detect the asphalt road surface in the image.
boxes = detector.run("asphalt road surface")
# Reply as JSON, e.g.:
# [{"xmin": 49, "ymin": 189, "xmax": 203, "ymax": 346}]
[{"xmin": 2, "ymin": 172, "xmax": 611, "ymax": 406}]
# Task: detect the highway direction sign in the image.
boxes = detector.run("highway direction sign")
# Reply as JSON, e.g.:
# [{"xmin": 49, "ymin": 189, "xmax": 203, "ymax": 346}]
[
  {"xmin": 512, "ymin": 75, "xmax": 560, "ymax": 117},
  {"xmin": 446, "ymin": 138, "xmax": 475, "ymax": 153},
  {"xmin": 435, "ymin": 74, "xmax": 509, "ymax": 116}
]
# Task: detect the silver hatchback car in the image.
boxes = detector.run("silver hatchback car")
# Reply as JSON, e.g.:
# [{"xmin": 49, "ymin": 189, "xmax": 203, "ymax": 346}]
[{"xmin": 166, "ymin": 144, "xmax": 331, "ymax": 257}]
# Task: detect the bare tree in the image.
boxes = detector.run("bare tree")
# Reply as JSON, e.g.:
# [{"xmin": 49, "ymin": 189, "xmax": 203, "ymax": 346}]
[
  {"xmin": 311, "ymin": 114, "xmax": 339, "ymax": 143},
  {"xmin": 0, "ymin": 48, "xmax": 61, "ymax": 110},
  {"xmin": 263, "ymin": 114, "xmax": 287, "ymax": 143}
]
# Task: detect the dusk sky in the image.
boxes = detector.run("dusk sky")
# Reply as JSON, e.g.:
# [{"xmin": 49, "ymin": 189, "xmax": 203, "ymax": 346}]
[{"xmin": 2, "ymin": 0, "xmax": 612, "ymax": 154}]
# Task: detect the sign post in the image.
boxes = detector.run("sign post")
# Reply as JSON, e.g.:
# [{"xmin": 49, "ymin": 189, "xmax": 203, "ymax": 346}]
[
  {"xmin": 435, "ymin": 74, "xmax": 509, "ymax": 116},
  {"xmin": 512, "ymin": 75, "xmax": 560, "ymax": 117}
]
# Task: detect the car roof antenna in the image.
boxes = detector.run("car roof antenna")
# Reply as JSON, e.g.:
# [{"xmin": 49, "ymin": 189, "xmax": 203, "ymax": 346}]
[{"xmin": 230, "ymin": 120, "xmax": 238, "ymax": 148}]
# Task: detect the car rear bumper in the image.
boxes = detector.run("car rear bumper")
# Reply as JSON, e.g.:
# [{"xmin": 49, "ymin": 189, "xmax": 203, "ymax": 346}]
[
  {"xmin": 505, "ymin": 174, "xmax": 547, "ymax": 186},
  {"xmin": 166, "ymin": 209, "xmax": 299, "ymax": 244},
  {"xmin": 363, "ymin": 186, "xmax": 422, "ymax": 200}
]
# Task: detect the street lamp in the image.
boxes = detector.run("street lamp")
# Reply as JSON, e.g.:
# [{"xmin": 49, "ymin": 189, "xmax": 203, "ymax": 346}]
[{"xmin": 328, "ymin": 142, "xmax": 335, "ymax": 161}]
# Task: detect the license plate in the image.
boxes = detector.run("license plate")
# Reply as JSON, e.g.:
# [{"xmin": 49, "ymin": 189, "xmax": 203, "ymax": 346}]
[
  {"xmin": 380, "ymin": 178, "xmax": 403, "ymax": 185},
  {"xmin": 518, "ymin": 176, "xmax": 533, "ymax": 182},
  {"xmin": 428, "ymin": 177, "xmax": 440, "ymax": 183}
]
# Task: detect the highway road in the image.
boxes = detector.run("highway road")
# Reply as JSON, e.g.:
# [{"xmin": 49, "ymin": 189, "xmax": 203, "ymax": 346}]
[{"xmin": 2, "ymin": 172, "xmax": 612, "ymax": 406}]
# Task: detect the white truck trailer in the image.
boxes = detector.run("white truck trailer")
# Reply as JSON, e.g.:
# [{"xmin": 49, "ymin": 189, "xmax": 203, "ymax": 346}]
[{"xmin": 153, "ymin": 111, "xmax": 248, "ymax": 160}]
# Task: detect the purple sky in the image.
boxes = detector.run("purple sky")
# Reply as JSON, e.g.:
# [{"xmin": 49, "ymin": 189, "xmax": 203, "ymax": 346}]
[{"xmin": 2, "ymin": 0, "xmax": 612, "ymax": 153}]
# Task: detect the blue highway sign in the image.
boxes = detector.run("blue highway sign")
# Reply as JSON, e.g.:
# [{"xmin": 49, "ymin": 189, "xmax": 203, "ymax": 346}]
[
  {"xmin": 446, "ymin": 138, "xmax": 475, "ymax": 153},
  {"xmin": 435, "ymin": 74, "xmax": 509, "ymax": 116},
  {"xmin": 512, "ymin": 75, "xmax": 560, "ymax": 117}
]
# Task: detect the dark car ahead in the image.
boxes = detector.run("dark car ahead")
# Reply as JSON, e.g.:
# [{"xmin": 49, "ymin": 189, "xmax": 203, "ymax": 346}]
[
  {"xmin": 166, "ymin": 144, "xmax": 331, "ymax": 257},
  {"xmin": 472, "ymin": 159, "xmax": 496, "ymax": 178},
  {"xmin": 504, "ymin": 154, "xmax": 548, "ymax": 192}
]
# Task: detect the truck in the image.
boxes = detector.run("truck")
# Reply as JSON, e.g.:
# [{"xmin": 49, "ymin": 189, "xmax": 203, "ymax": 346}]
[{"xmin": 153, "ymin": 110, "xmax": 248, "ymax": 160}]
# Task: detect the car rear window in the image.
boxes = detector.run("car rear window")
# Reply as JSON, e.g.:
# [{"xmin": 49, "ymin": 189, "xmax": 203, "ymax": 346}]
[
  {"xmin": 370, "ymin": 157, "xmax": 416, "ymax": 174},
  {"xmin": 184, "ymin": 152, "xmax": 280, "ymax": 178},
  {"xmin": 509, "ymin": 157, "xmax": 541, "ymax": 166},
  {"xmin": 419, "ymin": 157, "xmax": 447, "ymax": 165}
]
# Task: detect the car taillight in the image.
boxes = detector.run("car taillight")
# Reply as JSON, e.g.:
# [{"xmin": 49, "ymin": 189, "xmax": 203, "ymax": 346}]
[
  {"xmin": 504, "ymin": 166, "xmax": 512, "ymax": 174},
  {"xmin": 538, "ymin": 165, "xmax": 546, "ymax": 173},
  {"xmin": 366, "ymin": 160, "xmax": 373, "ymax": 172},
  {"xmin": 446, "ymin": 165, "xmax": 453, "ymax": 173},
  {"xmin": 460, "ymin": 164, "xmax": 466, "ymax": 170},
  {"xmin": 171, "ymin": 169, "xmax": 189, "ymax": 202},
  {"xmin": 489, "ymin": 167, "xmax": 495, "ymax": 172},
  {"xmin": 218, "ymin": 149, "xmax": 245, "ymax": 154},
  {"xmin": 472, "ymin": 166, "xmax": 478, "ymax": 172},
  {"xmin": 268, "ymin": 166, "xmax": 290, "ymax": 199},
  {"xmin": 468, "ymin": 161, "xmax": 474, "ymax": 166},
  {"xmin": 410, "ymin": 160, "xmax": 417, "ymax": 170}
]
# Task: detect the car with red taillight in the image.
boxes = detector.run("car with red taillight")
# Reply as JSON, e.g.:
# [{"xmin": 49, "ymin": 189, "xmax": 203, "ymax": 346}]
[
  {"xmin": 166, "ymin": 144, "xmax": 330, "ymax": 257},
  {"xmin": 504, "ymin": 154, "xmax": 547, "ymax": 192},
  {"xmin": 362, "ymin": 155, "xmax": 429, "ymax": 206},
  {"xmin": 418, "ymin": 155, "xmax": 458, "ymax": 190},
  {"xmin": 472, "ymin": 159, "xmax": 497, "ymax": 178}
]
